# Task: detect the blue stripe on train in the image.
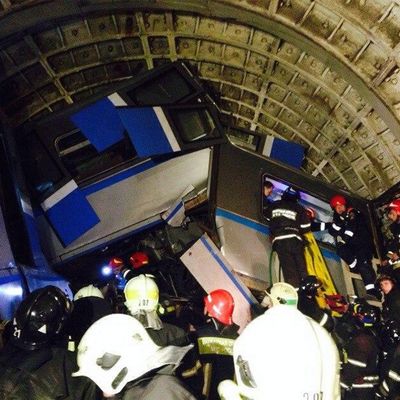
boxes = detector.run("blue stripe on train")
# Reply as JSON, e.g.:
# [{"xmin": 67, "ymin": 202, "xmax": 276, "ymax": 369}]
[
  {"xmin": 70, "ymin": 98, "xmax": 125, "ymax": 152},
  {"xmin": 215, "ymin": 208, "xmax": 270, "ymax": 235},
  {"xmin": 118, "ymin": 107, "xmax": 175, "ymax": 157},
  {"xmin": 44, "ymin": 187, "xmax": 100, "ymax": 247}
]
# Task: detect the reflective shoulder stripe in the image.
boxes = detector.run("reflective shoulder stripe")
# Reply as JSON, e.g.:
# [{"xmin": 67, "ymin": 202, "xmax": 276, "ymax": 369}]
[
  {"xmin": 197, "ymin": 336, "xmax": 235, "ymax": 356},
  {"xmin": 272, "ymin": 234, "xmax": 302, "ymax": 243},
  {"xmin": 352, "ymin": 383, "xmax": 374, "ymax": 388},
  {"xmin": 344, "ymin": 230, "xmax": 354, "ymax": 237},
  {"xmin": 363, "ymin": 375, "xmax": 380, "ymax": 383},
  {"xmin": 347, "ymin": 358, "xmax": 367, "ymax": 368},
  {"xmin": 383, "ymin": 380, "xmax": 389, "ymax": 392},
  {"xmin": 388, "ymin": 369, "xmax": 400, "ymax": 382},
  {"xmin": 332, "ymin": 223, "xmax": 341, "ymax": 231},
  {"xmin": 300, "ymin": 223, "xmax": 311, "ymax": 229},
  {"xmin": 319, "ymin": 313, "xmax": 328, "ymax": 327},
  {"xmin": 340, "ymin": 382, "xmax": 350, "ymax": 389}
]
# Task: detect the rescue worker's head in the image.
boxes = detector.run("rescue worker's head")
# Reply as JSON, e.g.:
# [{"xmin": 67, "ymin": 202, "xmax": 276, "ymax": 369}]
[
  {"xmin": 325, "ymin": 294, "xmax": 348, "ymax": 315},
  {"xmin": 263, "ymin": 180, "xmax": 274, "ymax": 198},
  {"xmin": 376, "ymin": 274, "xmax": 396, "ymax": 295},
  {"xmin": 129, "ymin": 251, "xmax": 149, "ymax": 269},
  {"xmin": 74, "ymin": 284, "xmax": 104, "ymax": 301},
  {"xmin": 124, "ymin": 274, "xmax": 159, "ymax": 314},
  {"xmin": 10, "ymin": 285, "xmax": 71, "ymax": 350},
  {"xmin": 352, "ymin": 301, "xmax": 380, "ymax": 328},
  {"xmin": 330, "ymin": 195, "xmax": 347, "ymax": 215},
  {"xmin": 299, "ymin": 275, "xmax": 322, "ymax": 298},
  {"xmin": 281, "ymin": 186, "xmax": 300, "ymax": 202},
  {"xmin": 380, "ymin": 319, "xmax": 400, "ymax": 351},
  {"xmin": 108, "ymin": 256, "xmax": 124, "ymax": 273},
  {"xmin": 218, "ymin": 305, "xmax": 340, "ymax": 400},
  {"xmin": 387, "ymin": 198, "xmax": 400, "ymax": 222},
  {"xmin": 72, "ymin": 314, "xmax": 192, "ymax": 396},
  {"xmin": 305, "ymin": 207, "xmax": 316, "ymax": 221},
  {"xmin": 204, "ymin": 289, "xmax": 234, "ymax": 325},
  {"xmin": 266, "ymin": 282, "xmax": 298, "ymax": 307}
]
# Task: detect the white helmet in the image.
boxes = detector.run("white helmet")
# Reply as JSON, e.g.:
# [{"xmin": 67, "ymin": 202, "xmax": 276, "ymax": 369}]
[
  {"xmin": 219, "ymin": 305, "xmax": 340, "ymax": 400},
  {"xmin": 268, "ymin": 282, "xmax": 298, "ymax": 307},
  {"xmin": 74, "ymin": 284, "xmax": 104, "ymax": 301},
  {"xmin": 72, "ymin": 314, "xmax": 192, "ymax": 395},
  {"xmin": 124, "ymin": 274, "xmax": 159, "ymax": 313}
]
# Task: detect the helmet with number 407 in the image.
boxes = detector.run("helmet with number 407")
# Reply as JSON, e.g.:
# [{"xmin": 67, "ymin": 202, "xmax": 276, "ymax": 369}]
[{"xmin": 124, "ymin": 274, "xmax": 159, "ymax": 313}]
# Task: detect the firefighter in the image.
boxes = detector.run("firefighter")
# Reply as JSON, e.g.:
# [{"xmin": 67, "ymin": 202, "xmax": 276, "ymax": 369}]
[
  {"xmin": 385, "ymin": 199, "xmax": 400, "ymax": 281},
  {"xmin": 66, "ymin": 284, "xmax": 113, "ymax": 346},
  {"xmin": 376, "ymin": 319, "xmax": 400, "ymax": 399},
  {"xmin": 377, "ymin": 274, "xmax": 400, "ymax": 324},
  {"xmin": 328, "ymin": 195, "xmax": 379, "ymax": 299},
  {"xmin": 263, "ymin": 186, "xmax": 311, "ymax": 288},
  {"xmin": 73, "ymin": 314, "xmax": 196, "ymax": 399},
  {"xmin": 0, "ymin": 286, "xmax": 96, "ymax": 399},
  {"xmin": 217, "ymin": 303, "xmax": 340, "ymax": 400},
  {"xmin": 336, "ymin": 300, "xmax": 380, "ymax": 400},
  {"xmin": 124, "ymin": 274, "xmax": 189, "ymax": 347},
  {"xmin": 297, "ymin": 275, "xmax": 334, "ymax": 332},
  {"xmin": 192, "ymin": 289, "xmax": 239, "ymax": 400}
]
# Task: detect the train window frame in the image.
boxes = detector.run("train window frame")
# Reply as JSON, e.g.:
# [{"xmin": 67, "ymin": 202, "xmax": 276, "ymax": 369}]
[
  {"xmin": 260, "ymin": 174, "xmax": 336, "ymax": 248},
  {"xmin": 124, "ymin": 65, "xmax": 204, "ymax": 106},
  {"xmin": 162, "ymin": 103, "xmax": 226, "ymax": 150},
  {"xmin": 226, "ymin": 126, "xmax": 261, "ymax": 152},
  {"xmin": 53, "ymin": 129, "xmax": 138, "ymax": 186}
]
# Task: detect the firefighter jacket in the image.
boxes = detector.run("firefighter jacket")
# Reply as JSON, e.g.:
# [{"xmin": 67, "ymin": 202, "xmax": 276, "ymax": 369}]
[
  {"xmin": 382, "ymin": 287, "xmax": 400, "ymax": 324},
  {"xmin": 378, "ymin": 343, "xmax": 400, "ymax": 399},
  {"xmin": 0, "ymin": 342, "xmax": 96, "ymax": 400},
  {"xmin": 264, "ymin": 199, "xmax": 311, "ymax": 243},
  {"xmin": 387, "ymin": 221, "xmax": 400, "ymax": 258},
  {"xmin": 147, "ymin": 322, "xmax": 190, "ymax": 347},
  {"xmin": 328, "ymin": 208, "xmax": 373, "ymax": 255},
  {"xmin": 340, "ymin": 328, "xmax": 380, "ymax": 393},
  {"xmin": 194, "ymin": 320, "xmax": 239, "ymax": 399},
  {"xmin": 297, "ymin": 294, "xmax": 334, "ymax": 332}
]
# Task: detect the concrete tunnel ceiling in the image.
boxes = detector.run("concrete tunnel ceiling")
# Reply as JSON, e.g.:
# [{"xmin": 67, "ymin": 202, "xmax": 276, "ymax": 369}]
[{"xmin": 2, "ymin": 1, "xmax": 400, "ymax": 199}]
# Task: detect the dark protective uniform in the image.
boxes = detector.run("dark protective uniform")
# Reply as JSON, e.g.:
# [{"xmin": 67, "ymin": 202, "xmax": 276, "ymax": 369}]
[
  {"xmin": 0, "ymin": 342, "xmax": 97, "ymax": 400},
  {"xmin": 328, "ymin": 208, "xmax": 376, "ymax": 293},
  {"xmin": 297, "ymin": 293, "xmax": 334, "ymax": 332},
  {"xmin": 121, "ymin": 374, "xmax": 198, "ymax": 400},
  {"xmin": 264, "ymin": 199, "xmax": 311, "ymax": 287},
  {"xmin": 191, "ymin": 320, "xmax": 239, "ymax": 400},
  {"xmin": 339, "ymin": 327, "xmax": 380, "ymax": 400},
  {"xmin": 66, "ymin": 296, "xmax": 113, "ymax": 344},
  {"xmin": 382, "ymin": 287, "xmax": 400, "ymax": 324},
  {"xmin": 377, "ymin": 343, "xmax": 400, "ymax": 400},
  {"xmin": 147, "ymin": 321, "xmax": 190, "ymax": 347}
]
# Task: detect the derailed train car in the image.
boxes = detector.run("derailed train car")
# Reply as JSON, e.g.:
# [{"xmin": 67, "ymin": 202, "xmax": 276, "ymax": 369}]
[{"xmin": 0, "ymin": 61, "xmax": 383, "ymax": 322}]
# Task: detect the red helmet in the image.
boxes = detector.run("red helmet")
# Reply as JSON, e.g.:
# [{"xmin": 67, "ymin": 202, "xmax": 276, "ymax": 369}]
[
  {"xmin": 204, "ymin": 289, "xmax": 234, "ymax": 325},
  {"xmin": 305, "ymin": 207, "xmax": 316, "ymax": 220},
  {"xmin": 325, "ymin": 294, "xmax": 348, "ymax": 314},
  {"xmin": 388, "ymin": 199, "xmax": 400, "ymax": 214},
  {"xmin": 109, "ymin": 257, "xmax": 124, "ymax": 270},
  {"xmin": 330, "ymin": 195, "xmax": 346, "ymax": 209},
  {"xmin": 129, "ymin": 252, "xmax": 149, "ymax": 269}
]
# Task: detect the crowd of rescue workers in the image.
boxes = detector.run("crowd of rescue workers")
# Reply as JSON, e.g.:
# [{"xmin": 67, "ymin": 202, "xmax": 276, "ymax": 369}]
[{"xmin": 1, "ymin": 182, "xmax": 400, "ymax": 400}]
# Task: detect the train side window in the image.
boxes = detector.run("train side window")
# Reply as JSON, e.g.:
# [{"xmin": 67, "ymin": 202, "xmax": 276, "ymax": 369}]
[
  {"xmin": 227, "ymin": 128, "xmax": 260, "ymax": 151},
  {"xmin": 21, "ymin": 132, "xmax": 64, "ymax": 196},
  {"xmin": 55, "ymin": 130, "xmax": 137, "ymax": 183},
  {"xmin": 170, "ymin": 107, "xmax": 218, "ymax": 143},
  {"xmin": 126, "ymin": 69, "xmax": 195, "ymax": 105}
]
